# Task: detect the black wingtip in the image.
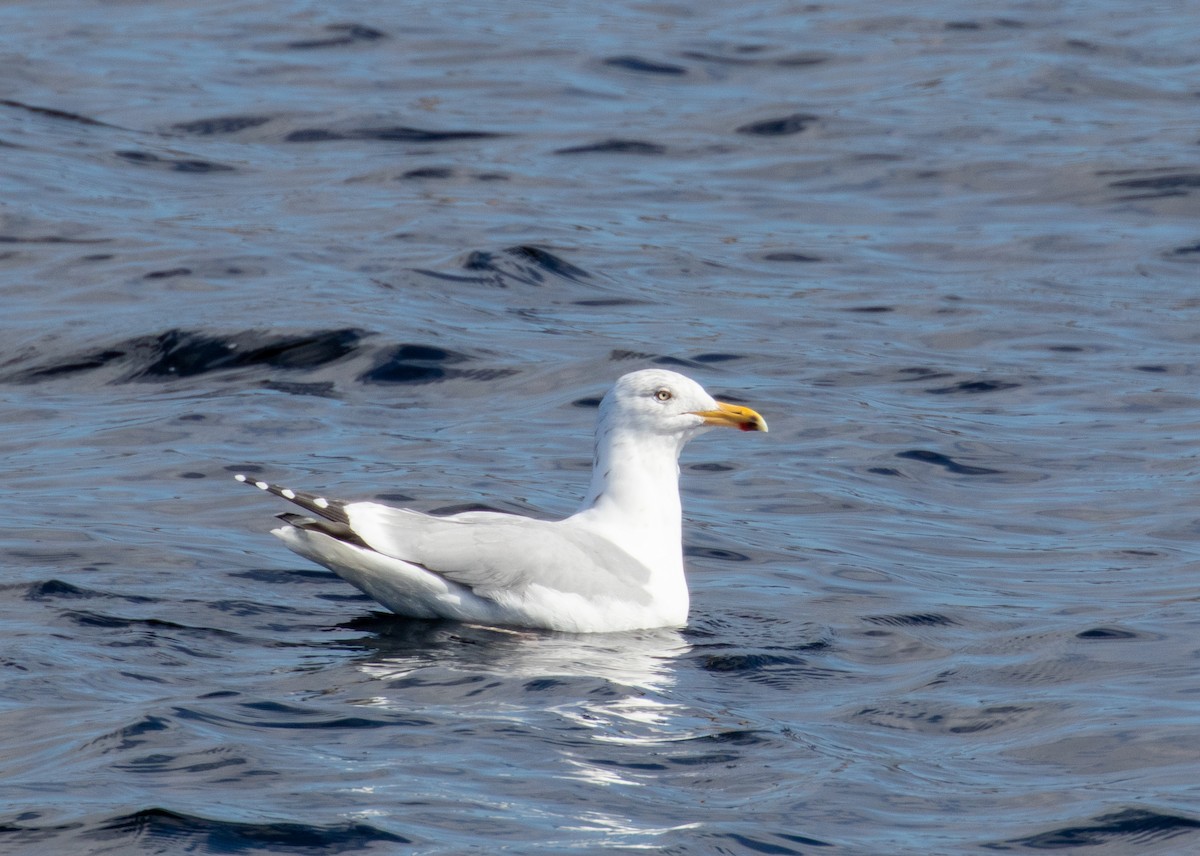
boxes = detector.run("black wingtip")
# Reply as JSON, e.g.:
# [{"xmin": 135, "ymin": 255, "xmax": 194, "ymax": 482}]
[
  {"xmin": 235, "ymin": 473, "xmax": 350, "ymax": 526},
  {"xmin": 274, "ymin": 511, "xmax": 371, "ymax": 549}
]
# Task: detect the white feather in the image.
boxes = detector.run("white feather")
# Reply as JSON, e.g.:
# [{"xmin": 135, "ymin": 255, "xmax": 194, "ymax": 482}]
[{"xmin": 255, "ymin": 368, "xmax": 765, "ymax": 632}]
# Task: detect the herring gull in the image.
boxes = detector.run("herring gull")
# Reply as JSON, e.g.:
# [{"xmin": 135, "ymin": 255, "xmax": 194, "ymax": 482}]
[{"xmin": 236, "ymin": 369, "xmax": 767, "ymax": 632}]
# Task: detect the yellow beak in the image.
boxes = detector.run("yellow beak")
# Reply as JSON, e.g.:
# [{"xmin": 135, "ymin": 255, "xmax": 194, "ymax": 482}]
[{"xmin": 691, "ymin": 401, "xmax": 768, "ymax": 433}]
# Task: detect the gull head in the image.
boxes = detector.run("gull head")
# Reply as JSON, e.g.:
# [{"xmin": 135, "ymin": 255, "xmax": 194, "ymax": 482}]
[{"xmin": 600, "ymin": 369, "xmax": 768, "ymax": 439}]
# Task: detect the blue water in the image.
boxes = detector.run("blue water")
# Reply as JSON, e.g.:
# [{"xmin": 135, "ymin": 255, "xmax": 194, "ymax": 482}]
[{"xmin": 2, "ymin": 0, "xmax": 1199, "ymax": 853}]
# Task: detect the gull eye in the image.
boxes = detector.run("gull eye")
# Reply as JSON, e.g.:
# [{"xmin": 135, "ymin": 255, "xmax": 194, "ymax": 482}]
[{"xmin": 655, "ymin": 388, "xmax": 672, "ymax": 402}]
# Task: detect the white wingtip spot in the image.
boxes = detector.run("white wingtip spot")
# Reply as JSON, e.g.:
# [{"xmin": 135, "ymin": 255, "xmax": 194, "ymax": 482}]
[
  {"xmin": 314, "ymin": 497, "xmax": 329, "ymax": 508},
  {"xmin": 234, "ymin": 474, "xmax": 247, "ymax": 482},
  {"xmin": 281, "ymin": 489, "xmax": 296, "ymax": 500},
  {"xmin": 254, "ymin": 481, "xmax": 269, "ymax": 491}
]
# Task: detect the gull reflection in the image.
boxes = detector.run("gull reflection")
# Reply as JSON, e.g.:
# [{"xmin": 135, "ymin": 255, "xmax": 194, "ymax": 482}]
[
  {"xmin": 337, "ymin": 617, "xmax": 706, "ymax": 847},
  {"xmin": 341, "ymin": 617, "xmax": 690, "ymax": 693}
]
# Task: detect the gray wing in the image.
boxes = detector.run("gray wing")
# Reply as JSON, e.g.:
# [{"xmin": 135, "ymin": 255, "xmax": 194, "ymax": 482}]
[{"xmin": 344, "ymin": 502, "xmax": 653, "ymax": 603}]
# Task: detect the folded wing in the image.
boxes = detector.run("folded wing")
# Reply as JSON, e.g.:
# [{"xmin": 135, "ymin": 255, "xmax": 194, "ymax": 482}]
[{"xmin": 343, "ymin": 503, "xmax": 654, "ymax": 604}]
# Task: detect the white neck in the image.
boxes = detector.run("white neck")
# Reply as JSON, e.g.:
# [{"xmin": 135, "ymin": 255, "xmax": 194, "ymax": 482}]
[
  {"xmin": 582, "ymin": 429, "xmax": 682, "ymax": 517},
  {"xmin": 570, "ymin": 423, "xmax": 688, "ymax": 581}
]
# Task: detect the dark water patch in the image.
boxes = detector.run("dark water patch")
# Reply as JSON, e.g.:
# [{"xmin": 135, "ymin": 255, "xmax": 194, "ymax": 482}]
[
  {"xmin": 3, "ymin": 348, "xmax": 125, "ymax": 380},
  {"xmin": 4, "ymin": 327, "xmax": 368, "ymax": 383},
  {"xmin": 371, "ymin": 492, "xmax": 417, "ymax": 504},
  {"xmin": 596, "ymin": 748, "xmax": 742, "ymax": 769},
  {"xmin": 228, "ymin": 568, "xmax": 340, "ymax": 585},
  {"xmin": 896, "ymin": 450, "xmax": 1004, "ymax": 475},
  {"xmin": 894, "ymin": 366, "xmax": 956, "ymax": 383},
  {"xmin": 682, "ymin": 49, "xmax": 828, "ymax": 69},
  {"xmin": 120, "ymin": 670, "xmax": 170, "ymax": 684},
  {"xmin": 608, "ymin": 348, "xmax": 657, "ymax": 362},
  {"xmin": 96, "ymin": 807, "xmax": 410, "ymax": 851},
  {"xmin": 697, "ymin": 648, "xmax": 845, "ymax": 689},
  {"xmin": 134, "ymin": 328, "xmax": 367, "ymax": 378},
  {"xmin": 868, "ymin": 466, "xmax": 903, "ymax": 476},
  {"xmin": 115, "ymin": 150, "xmax": 235, "ymax": 173},
  {"xmin": 1170, "ymin": 241, "xmax": 1200, "ymax": 256},
  {"xmin": 58, "ymin": 611, "xmax": 244, "ymax": 658},
  {"xmin": 864, "ymin": 612, "xmax": 957, "ymax": 627},
  {"xmin": 286, "ymin": 125, "xmax": 503, "ymax": 143},
  {"xmin": 208, "ymin": 599, "xmax": 308, "ymax": 618},
  {"xmin": 60, "ymin": 609, "xmax": 220, "ymax": 637},
  {"xmin": 673, "ymin": 729, "xmax": 772, "ymax": 748},
  {"xmin": 0, "ymin": 98, "xmax": 114, "ymax": 127},
  {"xmin": 170, "ymin": 115, "xmax": 271, "ymax": 135},
  {"xmin": 358, "ymin": 343, "xmax": 515, "ymax": 385},
  {"xmin": 416, "ymin": 244, "xmax": 591, "ymax": 287},
  {"xmin": 115, "ymin": 750, "xmax": 247, "ymax": 775},
  {"xmin": 685, "ymin": 545, "xmax": 751, "ymax": 562},
  {"xmin": 4, "ymin": 548, "xmax": 85, "ymax": 563},
  {"xmin": 926, "ymin": 378, "xmax": 1022, "ymax": 395},
  {"xmin": 707, "ymin": 830, "xmax": 834, "ymax": 854},
  {"xmin": 399, "ymin": 166, "xmax": 456, "ymax": 179},
  {"xmin": 353, "ymin": 126, "xmax": 500, "ymax": 143},
  {"xmin": 854, "ymin": 701, "xmax": 1034, "ymax": 735},
  {"xmin": 1076, "ymin": 627, "xmax": 1138, "ymax": 640},
  {"xmin": 944, "ymin": 18, "xmax": 1025, "ymax": 30},
  {"xmin": 572, "ymin": 297, "xmax": 651, "ymax": 307},
  {"xmin": 986, "ymin": 808, "xmax": 1200, "ymax": 851},
  {"xmin": 408, "ymin": 268, "xmax": 485, "ymax": 285},
  {"xmin": 143, "ymin": 267, "xmax": 192, "ymax": 279},
  {"xmin": 736, "ymin": 113, "xmax": 818, "ymax": 136},
  {"xmin": 846, "ymin": 305, "xmax": 894, "ymax": 313},
  {"xmin": 702, "ymin": 653, "xmax": 808, "ymax": 673},
  {"xmin": 25, "ymin": 579, "xmax": 95, "ymax": 600},
  {"xmin": 648, "ymin": 355, "xmax": 723, "ymax": 370},
  {"xmin": 762, "ymin": 251, "xmax": 823, "ymax": 262},
  {"xmin": 174, "ymin": 700, "xmax": 425, "ymax": 731},
  {"xmin": 287, "ymin": 23, "xmax": 387, "ymax": 49},
  {"xmin": 572, "ymin": 395, "xmax": 602, "ymax": 409},
  {"xmin": 0, "ymin": 234, "xmax": 109, "ymax": 245},
  {"xmin": 25, "ymin": 579, "xmax": 156, "ymax": 604},
  {"xmin": 1108, "ymin": 173, "xmax": 1200, "ymax": 192},
  {"xmin": 590, "ymin": 756, "xmax": 669, "ymax": 772},
  {"xmin": 430, "ymin": 502, "xmax": 526, "ymax": 517},
  {"xmin": 945, "ymin": 18, "xmax": 1024, "ymax": 31},
  {"xmin": 224, "ymin": 463, "xmax": 264, "ymax": 474},
  {"xmin": 89, "ymin": 715, "xmax": 171, "ymax": 753},
  {"xmin": 317, "ymin": 591, "xmax": 376, "ymax": 605},
  {"xmin": 555, "ymin": 139, "xmax": 667, "ymax": 155},
  {"xmin": 603, "ymin": 55, "xmax": 688, "ymax": 75},
  {"xmin": 774, "ymin": 54, "xmax": 830, "ymax": 67},
  {"xmin": 0, "ymin": 815, "xmax": 84, "ymax": 847},
  {"xmin": 523, "ymin": 677, "xmax": 569, "ymax": 692},
  {"xmin": 241, "ymin": 700, "xmax": 413, "ymax": 729},
  {"xmin": 502, "ymin": 244, "xmax": 591, "ymax": 281},
  {"xmin": 687, "ymin": 462, "xmax": 735, "ymax": 472},
  {"xmin": 261, "ymin": 379, "xmax": 338, "ymax": 397},
  {"xmin": 284, "ymin": 128, "xmax": 343, "ymax": 142}
]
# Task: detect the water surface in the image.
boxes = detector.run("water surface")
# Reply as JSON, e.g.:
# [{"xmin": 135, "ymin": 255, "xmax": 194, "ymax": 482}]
[{"xmin": 2, "ymin": 0, "xmax": 1198, "ymax": 853}]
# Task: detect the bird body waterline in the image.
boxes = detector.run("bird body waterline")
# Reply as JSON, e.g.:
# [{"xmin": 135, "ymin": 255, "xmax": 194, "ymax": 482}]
[{"xmin": 237, "ymin": 369, "xmax": 767, "ymax": 633}]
